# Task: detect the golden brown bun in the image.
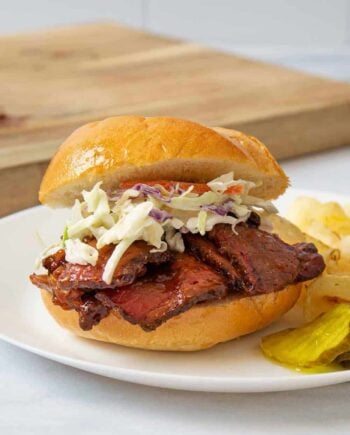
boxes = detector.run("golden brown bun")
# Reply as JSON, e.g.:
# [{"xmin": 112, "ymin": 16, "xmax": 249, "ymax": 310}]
[
  {"xmin": 41, "ymin": 284, "xmax": 301, "ymax": 351},
  {"xmin": 39, "ymin": 116, "xmax": 288, "ymax": 207}
]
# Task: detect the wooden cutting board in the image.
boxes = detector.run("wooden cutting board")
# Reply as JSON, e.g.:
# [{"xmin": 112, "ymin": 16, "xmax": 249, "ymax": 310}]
[{"xmin": 1, "ymin": 22, "xmax": 350, "ymax": 216}]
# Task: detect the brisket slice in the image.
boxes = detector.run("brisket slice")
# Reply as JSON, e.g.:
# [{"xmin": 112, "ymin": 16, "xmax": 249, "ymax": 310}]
[
  {"xmin": 30, "ymin": 273, "xmax": 83, "ymax": 311},
  {"xmin": 45, "ymin": 240, "xmax": 172, "ymax": 290},
  {"xmin": 30, "ymin": 273, "xmax": 55, "ymax": 293},
  {"xmin": 96, "ymin": 253, "xmax": 227, "ymax": 331},
  {"xmin": 208, "ymin": 224, "xmax": 325, "ymax": 295},
  {"xmin": 184, "ymin": 233, "xmax": 243, "ymax": 290},
  {"xmin": 30, "ymin": 274, "xmax": 110, "ymax": 331}
]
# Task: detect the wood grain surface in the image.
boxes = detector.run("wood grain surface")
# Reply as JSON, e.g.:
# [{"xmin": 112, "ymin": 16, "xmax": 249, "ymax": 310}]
[{"xmin": 1, "ymin": 22, "xmax": 350, "ymax": 216}]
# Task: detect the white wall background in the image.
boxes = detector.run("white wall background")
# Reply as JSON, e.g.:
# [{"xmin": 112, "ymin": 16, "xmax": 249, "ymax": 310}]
[{"xmin": 1, "ymin": 0, "xmax": 350, "ymax": 80}]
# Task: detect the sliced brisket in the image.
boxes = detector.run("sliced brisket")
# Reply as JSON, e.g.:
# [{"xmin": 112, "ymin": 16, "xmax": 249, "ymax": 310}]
[
  {"xmin": 30, "ymin": 223, "xmax": 325, "ymax": 332},
  {"xmin": 30, "ymin": 273, "xmax": 110, "ymax": 330},
  {"xmin": 96, "ymin": 253, "xmax": 227, "ymax": 331},
  {"xmin": 184, "ymin": 233, "xmax": 243, "ymax": 290},
  {"xmin": 208, "ymin": 223, "xmax": 325, "ymax": 294},
  {"xmin": 31, "ymin": 250, "xmax": 227, "ymax": 332},
  {"xmin": 44, "ymin": 240, "xmax": 172, "ymax": 290}
]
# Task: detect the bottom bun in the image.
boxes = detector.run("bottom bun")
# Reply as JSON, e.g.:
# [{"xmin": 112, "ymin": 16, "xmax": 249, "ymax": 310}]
[{"xmin": 41, "ymin": 284, "xmax": 301, "ymax": 351}]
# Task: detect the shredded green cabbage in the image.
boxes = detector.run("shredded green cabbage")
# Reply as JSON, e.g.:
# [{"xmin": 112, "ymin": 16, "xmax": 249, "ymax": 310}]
[
  {"xmin": 65, "ymin": 239, "xmax": 98, "ymax": 266},
  {"xmin": 197, "ymin": 211, "xmax": 208, "ymax": 236}
]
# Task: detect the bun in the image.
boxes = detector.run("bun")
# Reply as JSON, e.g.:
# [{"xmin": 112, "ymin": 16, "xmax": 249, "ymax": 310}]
[
  {"xmin": 41, "ymin": 284, "xmax": 301, "ymax": 351},
  {"xmin": 39, "ymin": 116, "xmax": 288, "ymax": 207}
]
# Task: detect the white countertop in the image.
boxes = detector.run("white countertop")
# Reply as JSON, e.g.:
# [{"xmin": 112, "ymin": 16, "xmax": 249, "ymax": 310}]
[{"xmin": 1, "ymin": 45, "xmax": 350, "ymax": 432}]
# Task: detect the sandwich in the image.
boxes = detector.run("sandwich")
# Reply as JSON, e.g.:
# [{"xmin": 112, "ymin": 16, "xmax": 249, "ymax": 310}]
[{"xmin": 29, "ymin": 116, "xmax": 325, "ymax": 351}]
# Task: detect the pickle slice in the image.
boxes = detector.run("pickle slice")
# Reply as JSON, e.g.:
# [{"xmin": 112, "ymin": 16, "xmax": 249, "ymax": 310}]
[{"xmin": 261, "ymin": 303, "xmax": 350, "ymax": 368}]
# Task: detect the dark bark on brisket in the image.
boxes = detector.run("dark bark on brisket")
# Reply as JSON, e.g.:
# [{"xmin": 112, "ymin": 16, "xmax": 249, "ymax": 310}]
[
  {"xmin": 246, "ymin": 211, "xmax": 261, "ymax": 228},
  {"xmin": 293, "ymin": 243, "xmax": 326, "ymax": 281},
  {"xmin": 45, "ymin": 240, "xmax": 172, "ymax": 290},
  {"xmin": 42, "ymin": 249, "xmax": 66, "ymax": 273},
  {"xmin": 29, "ymin": 273, "xmax": 110, "ymax": 330},
  {"xmin": 208, "ymin": 224, "xmax": 325, "ymax": 295},
  {"xmin": 78, "ymin": 295, "xmax": 110, "ymax": 331}
]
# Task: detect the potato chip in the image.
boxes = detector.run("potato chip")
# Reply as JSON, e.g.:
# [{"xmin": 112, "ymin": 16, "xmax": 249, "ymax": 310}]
[
  {"xmin": 326, "ymin": 249, "xmax": 350, "ymax": 275},
  {"xmin": 344, "ymin": 204, "xmax": 350, "ymax": 218},
  {"xmin": 288, "ymin": 197, "xmax": 350, "ymax": 251},
  {"xmin": 304, "ymin": 273, "xmax": 350, "ymax": 320},
  {"xmin": 287, "ymin": 197, "xmax": 350, "ymax": 319},
  {"xmin": 265, "ymin": 213, "xmax": 306, "ymax": 245}
]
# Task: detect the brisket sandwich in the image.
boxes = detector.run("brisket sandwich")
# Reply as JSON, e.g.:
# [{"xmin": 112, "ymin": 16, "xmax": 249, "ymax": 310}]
[{"xmin": 30, "ymin": 116, "xmax": 325, "ymax": 351}]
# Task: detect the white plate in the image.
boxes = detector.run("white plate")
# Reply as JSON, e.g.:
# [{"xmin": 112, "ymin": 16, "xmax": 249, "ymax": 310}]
[{"xmin": 1, "ymin": 188, "xmax": 349, "ymax": 393}]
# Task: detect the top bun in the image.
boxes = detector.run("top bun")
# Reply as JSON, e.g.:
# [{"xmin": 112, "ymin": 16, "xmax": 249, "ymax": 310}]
[{"xmin": 39, "ymin": 116, "xmax": 288, "ymax": 207}]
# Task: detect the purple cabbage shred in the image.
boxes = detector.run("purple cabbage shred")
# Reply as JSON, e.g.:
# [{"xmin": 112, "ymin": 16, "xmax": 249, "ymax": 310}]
[{"xmin": 149, "ymin": 208, "xmax": 173, "ymax": 222}]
